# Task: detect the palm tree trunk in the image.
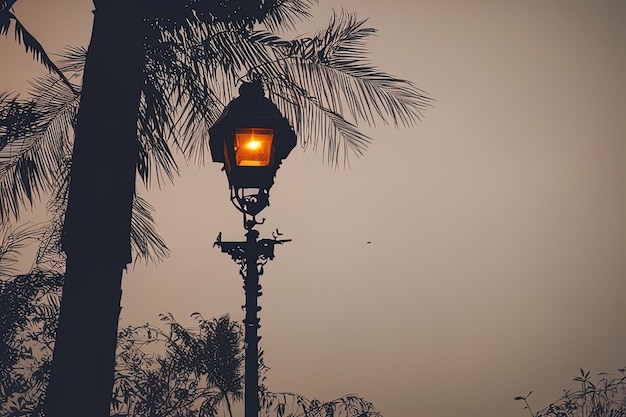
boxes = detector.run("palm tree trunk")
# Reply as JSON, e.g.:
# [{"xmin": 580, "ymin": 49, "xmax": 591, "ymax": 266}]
[{"xmin": 44, "ymin": 1, "xmax": 145, "ymax": 416}]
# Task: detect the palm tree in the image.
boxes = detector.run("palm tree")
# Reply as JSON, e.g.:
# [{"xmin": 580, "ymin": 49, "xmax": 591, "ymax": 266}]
[{"xmin": 0, "ymin": 1, "xmax": 432, "ymax": 416}]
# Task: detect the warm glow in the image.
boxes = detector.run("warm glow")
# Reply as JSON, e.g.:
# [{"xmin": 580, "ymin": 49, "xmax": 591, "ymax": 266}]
[
  {"xmin": 246, "ymin": 140, "xmax": 261, "ymax": 150},
  {"xmin": 234, "ymin": 128, "xmax": 274, "ymax": 166}
]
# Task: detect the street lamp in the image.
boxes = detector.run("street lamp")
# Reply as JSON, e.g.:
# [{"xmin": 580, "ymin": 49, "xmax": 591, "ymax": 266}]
[
  {"xmin": 209, "ymin": 80, "xmax": 295, "ymax": 417},
  {"xmin": 209, "ymin": 80, "xmax": 296, "ymax": 227}
]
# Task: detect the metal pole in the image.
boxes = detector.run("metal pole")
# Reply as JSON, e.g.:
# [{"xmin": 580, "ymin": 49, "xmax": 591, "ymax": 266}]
[
  {"xmin": 244, "ymin": 229, "xmax": 260, "ymax": 417},
  {"xmin": 214, "ymin": 226, "xmax": 290, "ymax": 417}
]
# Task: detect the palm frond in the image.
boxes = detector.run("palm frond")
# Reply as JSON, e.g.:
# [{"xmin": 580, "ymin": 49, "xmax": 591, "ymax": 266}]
[
  {"xmin": 171, "ymin": 9, "xmax": 432, "ymax": 168},
  {"xmin": 260, "ymin": 71, "xmax": 370, "ymax": 166},
  {"xmin": 261, "ymin": 0, "xmax": 317, "ymax": 33},
  {"xmin": 0, "ymin": 222, "xmax": 46, "ymax": 277},
  {"xmin": 130, "ymin": 193, "xmax": 170, "ymax": 264},
  {"xmin": 33, "ymin": 220, "xmax": 65, "ymax": 274},
  {"xmin": 0, "ymin": 6, "xmax": 78, "ymax": 95},
  {"xmin": 34, "ymin": 157, "xmax": 69, "ymax": 274},
  {"xmin": 0, "ymin": 1, "xmax": 17, "ymax": 36},
  {"xmin": 255, "ymin": 11, "xmax": 432, "ymax": 166},
  {"xmin": 276, "ymin": 10, "xmax": 431, "ymax": 121},
  {"xmin": 136, "ymin": 87, "xmax": 179, "ymax": 188},
  {"xmin": 0, "ymin": 74, "xmax": 78, "ymax": 222},
  {"xmin": 55, "ymin": 45, "xmax": 87, "ymax": 81},
  {"xmin": 149, "ymin": 20, "xmax": 264, "ymax": 164},
  {"xmin": 137, "ymin": 18, "xmax": 219, "ymax": 181},
  {"xmin": 138, "ymin": 18, "xmax": 241, "ymax": 179}
]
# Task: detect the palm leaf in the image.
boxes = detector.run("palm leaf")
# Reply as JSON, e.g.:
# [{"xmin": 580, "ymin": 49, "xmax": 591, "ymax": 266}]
[
  {"xmin": 170, "ymin": 9, "xmax": 432, "ymax": 167},
  {"xmin": 0, "ymin": 77, "xmax": 78, "ymax": 222},
  {"xmin": 55, "ymin": 45, "xmax": 87, "ymax": 81},
  {"xmin": 260, "ymin": 10, "xmax": 432, "ymax": 144},
  {"xmin": 130, "ymin": 193, "xmax": 170, "ymax": 264},
  {"xmin": 260, "ymin": 0, "xmax": 317, "ymax": 33},
  {"xmin": 142, "ymin": 20, "xmax": 247, "ymax": 164},
  {"xmin": 0, "ymin": 221, "xmax": 46, "ymax": 277},
  {"xmin": 0, "ymin": 0, "xmax": 18, "ymax": 36},
  {"xmin": 136, "ymin": 85, "xmax": 180, "ymax": 187},
  {"xmin": 0, "ymin": 2, "xmax": 78, "ymax": 95},
  {"xmin": 260, "ymin": 12, "xmax": 432, "ymax": 165}
]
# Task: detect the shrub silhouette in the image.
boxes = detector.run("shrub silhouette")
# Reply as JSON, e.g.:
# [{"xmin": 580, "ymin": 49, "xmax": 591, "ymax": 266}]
[
  {"xmin": 1, "ymin": 271, "xmax": 381, "ymax": 417},
  {"xmin": 516, "ymin": 368, "xmax": 626, "ymax": 417}
]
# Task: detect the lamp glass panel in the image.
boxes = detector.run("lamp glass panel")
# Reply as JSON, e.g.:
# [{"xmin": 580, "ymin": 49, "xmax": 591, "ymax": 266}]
[{"xmin": 234, "ymin": 128, "xmax": 274, "ymax": 166}]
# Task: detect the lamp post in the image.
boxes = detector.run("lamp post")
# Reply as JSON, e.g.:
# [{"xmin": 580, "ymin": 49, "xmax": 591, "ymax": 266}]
[{"xmin": 209, "ymin": 80, "xmax": 296, "ymax": 417}]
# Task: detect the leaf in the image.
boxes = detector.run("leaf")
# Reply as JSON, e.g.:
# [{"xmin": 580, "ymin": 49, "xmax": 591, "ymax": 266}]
[
  {"xmin": 277, "ymin": 402, "xmax": 286, "ymax": 417},
  {"xmin": 7, "ymin": 11, "xmax": 78, "ymax": 95}
]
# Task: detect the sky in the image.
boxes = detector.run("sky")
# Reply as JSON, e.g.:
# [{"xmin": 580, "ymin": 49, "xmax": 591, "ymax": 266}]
[{"xmin": 1, "ymin": 1, "xmax": 625, "ymax": 417}]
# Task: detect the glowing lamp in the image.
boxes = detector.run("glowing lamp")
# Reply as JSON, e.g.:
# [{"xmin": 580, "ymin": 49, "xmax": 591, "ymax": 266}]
[
  {"xmin": 209, "ymin": 81, "xmax": 296, "ymax": 217},
  {"xmin": 234, "ymin": 128, "xmax": 274, "ymax": 166}
]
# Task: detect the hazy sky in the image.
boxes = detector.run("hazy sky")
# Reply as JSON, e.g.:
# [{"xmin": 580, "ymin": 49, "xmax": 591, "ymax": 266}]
[{"xmin": 2, "ymin": 1, "xmax": 625, "ymax": 417}]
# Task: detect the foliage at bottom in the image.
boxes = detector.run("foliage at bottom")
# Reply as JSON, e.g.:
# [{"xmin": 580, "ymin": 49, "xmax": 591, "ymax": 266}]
[
  {"xmin": 1, "ymin": 269, "xmax": 381, "ymax": 417},
  {"xmin": 516, "ymin": 368, "xmax": 626, "ymax": 417}
]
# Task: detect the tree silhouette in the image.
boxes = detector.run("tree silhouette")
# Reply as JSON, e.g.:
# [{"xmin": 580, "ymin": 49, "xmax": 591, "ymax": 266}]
[
  {"xmin": 113, "ymin": 313, "xmax": 245, "ymax": 417},
  {"xmin": 0, "ymin": 223, "xmax": 63, "ymax": 416},
  {"xmin": 0, "ymin": 1, "xmax": 432, "ymax": 415}
]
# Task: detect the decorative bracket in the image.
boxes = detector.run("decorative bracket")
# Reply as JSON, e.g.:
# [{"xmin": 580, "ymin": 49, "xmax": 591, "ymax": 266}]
[{"xmin": 213, "ymin": 230, "xmax": 291, "ymax": 275}]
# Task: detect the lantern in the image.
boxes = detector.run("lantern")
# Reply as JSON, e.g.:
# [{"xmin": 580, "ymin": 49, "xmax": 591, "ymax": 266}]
[{"xmin": 209, "ymin": 81, "xmax": 296, "ymax": 217}]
